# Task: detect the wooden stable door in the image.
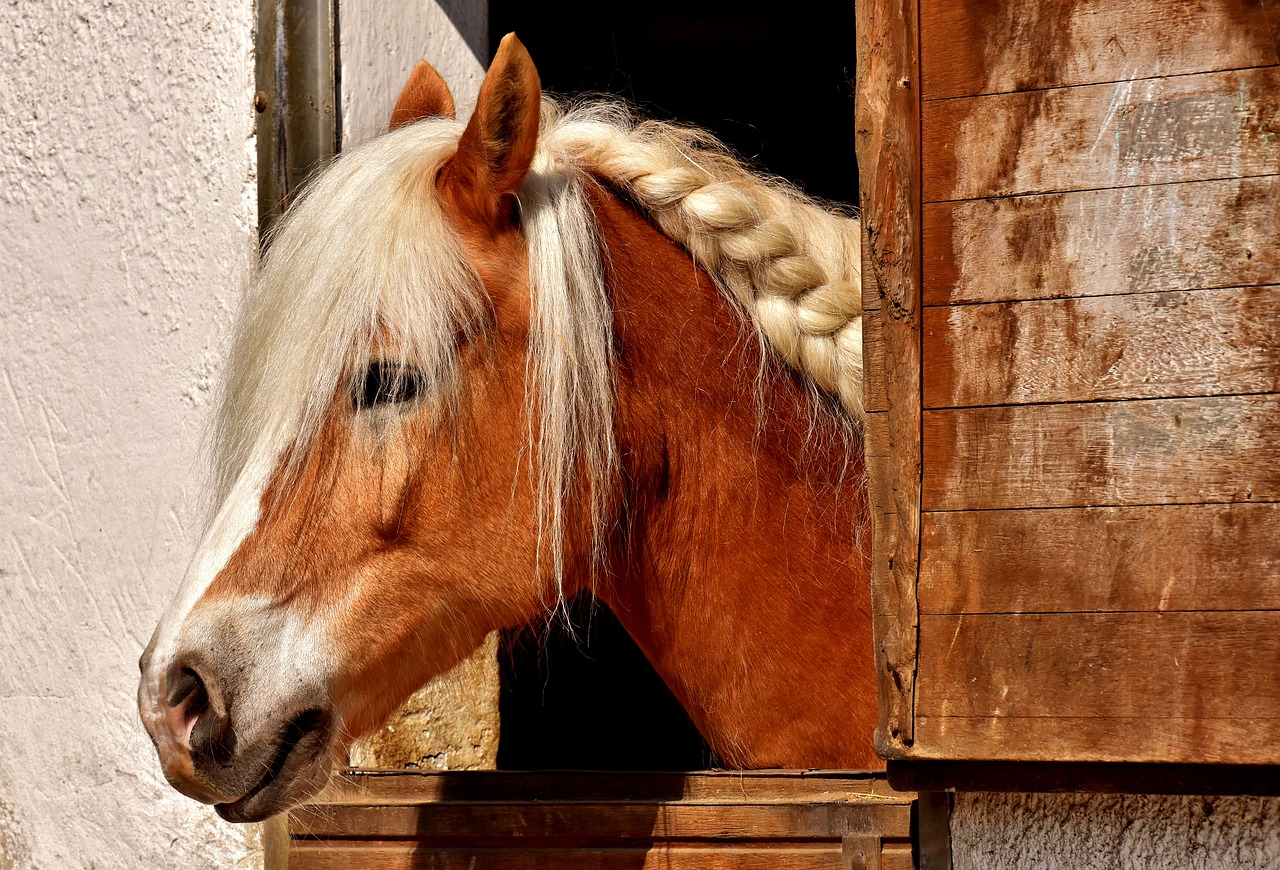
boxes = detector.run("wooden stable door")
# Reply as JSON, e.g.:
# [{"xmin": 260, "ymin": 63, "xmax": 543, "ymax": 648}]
[{"xmin": 859, "ymin": 0, "xmax": 1280, "ymax": 767}]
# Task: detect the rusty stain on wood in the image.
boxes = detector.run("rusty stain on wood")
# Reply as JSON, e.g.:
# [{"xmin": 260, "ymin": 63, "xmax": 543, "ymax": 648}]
[
  {"xmin": 924, "ymin": 175, "xmax": 1280, "ymax": 305},
  {"xmin": 920, "ymin": 503, "xmax": 1280, "ymax": 614},
  {"xmin": 923, "ymin": 285, "xmax": 1280, "ymax": 407},
  {"xmin": 920, "ymin": 0, "xmax": 1280, "ymax": 100},
  {"xmin": 856, "ymin": 0, "xmax": 924, "ymax": 757},
  {"xmin": 923, "ymin": 66, "xmax": 1280, "ymax": 201},
  {"xmin": 923, "ymin": 394, "xmax": 1280, "ymax": 511}
]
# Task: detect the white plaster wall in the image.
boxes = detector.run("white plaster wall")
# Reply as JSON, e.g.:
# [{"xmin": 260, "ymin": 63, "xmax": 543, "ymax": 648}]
[
  {"xmin": 0, "ymin": 1, "xmax": 259, "ymax": 867},
  {"xmin": 340, "ymin": 0, "xmax": 486, "ymax": 147},
  {"xmin": 953, "ymin": 793, "xmax": 1280, "ymax": 870}
]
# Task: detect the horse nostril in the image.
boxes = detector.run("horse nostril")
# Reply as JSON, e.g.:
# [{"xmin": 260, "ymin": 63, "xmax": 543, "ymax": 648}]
[
  {"xmin": 166, "ymin": 667, "xmax": 207, "ymax": 713},
  {"xmin": 165, "ymin": 661, "xmax": 236, "ymax": 763}
]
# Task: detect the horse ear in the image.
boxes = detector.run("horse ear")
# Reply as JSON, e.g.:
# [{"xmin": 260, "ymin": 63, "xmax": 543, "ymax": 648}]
[
  {"xmin": 442, "ymin": 33, "xmax": 541, "ymax": 222},
  {"xmin": 391, "ymin": 61, "xmax": 456, "ymax": 127}
]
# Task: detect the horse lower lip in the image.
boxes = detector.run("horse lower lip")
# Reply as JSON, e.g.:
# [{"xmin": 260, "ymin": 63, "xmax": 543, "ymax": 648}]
[{"xmin": 216, "ymin": 711, "xmax": 327, "ymax": 822}]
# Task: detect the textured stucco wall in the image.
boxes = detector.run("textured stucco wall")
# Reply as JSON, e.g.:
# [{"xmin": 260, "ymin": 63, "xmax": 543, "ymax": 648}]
[
  {"xmin": 953, "ymin": 793, "xmax": 1280, "ymax": 869},
  {"xmin": 0, "ymin": 1, "xmax": 259, "ymax": 867},
  {"xmin": 338, "ymin": 0, "xmax": 501, "ymax": 773}
]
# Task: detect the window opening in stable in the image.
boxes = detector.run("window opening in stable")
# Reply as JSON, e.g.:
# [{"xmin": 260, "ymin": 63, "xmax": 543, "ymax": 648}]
[{"xmin": 490, "ymin": 0, "xmax": 859, "ymax": 771}]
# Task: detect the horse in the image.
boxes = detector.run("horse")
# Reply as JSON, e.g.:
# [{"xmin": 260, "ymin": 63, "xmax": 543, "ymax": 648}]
[{"xmin": 138, "ymin": 33, "xmax": 875, "ymax": 823}]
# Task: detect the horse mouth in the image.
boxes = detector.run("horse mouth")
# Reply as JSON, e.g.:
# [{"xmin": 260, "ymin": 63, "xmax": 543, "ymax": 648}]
[{"xmin": 215, "ymin": 709, "xmax": 331, "ymax": 823}]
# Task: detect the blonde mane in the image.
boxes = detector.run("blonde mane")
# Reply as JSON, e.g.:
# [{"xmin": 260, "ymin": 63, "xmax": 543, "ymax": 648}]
[{"xmin": 213, "ymin": 97, "xmax": 863, "ymax": 595}]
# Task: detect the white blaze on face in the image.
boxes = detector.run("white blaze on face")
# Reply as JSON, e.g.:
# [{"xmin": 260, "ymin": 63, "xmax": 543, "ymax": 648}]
[{"xmin": 138, "ymin": 451, "xmax": 276, "ymax": 742}]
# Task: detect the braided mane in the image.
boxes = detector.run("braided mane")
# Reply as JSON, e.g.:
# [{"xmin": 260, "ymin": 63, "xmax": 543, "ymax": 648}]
[{"xmin": 541, "ymin": 100, "xmax": 864, "ymax": 419}]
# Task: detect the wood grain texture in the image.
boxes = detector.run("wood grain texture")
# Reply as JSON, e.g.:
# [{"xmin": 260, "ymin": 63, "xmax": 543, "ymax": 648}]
[
  {"xmin": 923, "ymin": 67, "xmax": 1280, "ymax": 201},
  {"xmin": 916, "ymin": 612, "xmax": 1280, "ymax": 717},
  {"xmin": 923, "ymin": 394, "xmax": 1280, "ymax": 511},
  {"xmin": 299, "ymin": 769, "xmax": 904, "ymax": 804},
  {"xmin": 271, "ymin": 771, "xmax": 914, "ymax": 870},
  {"xmin": 282, "ymin": 845, "xmax": 848, "ymax": 870},
  {"xmin": 913, "ymin": 612, "xmax": 1280, "ymax": 763},
  {"xmin": 862, "ymin": 310, "xmax": 888, "ymax": 413},
  {"xmin": 922, "ymin": 175, "xmax": 1280, "ymax": 306},
  {"xmin": 923, "ymin": 286, "xmax": 1280, "ymax": 408},
  {"xmin": 920, "ymin": 0, "xmax": 1280, "ymax": 100},
  {"xmin": 911, "ymin": 715, "xmax": 1280, "ymax": 764},
  {"xmin": 856, "ymin": 0, "xmax": 924, "ymax": 756},
  {"xmin": 919, "ymin": 503, "xmax": 1280, "ymax": 614}
]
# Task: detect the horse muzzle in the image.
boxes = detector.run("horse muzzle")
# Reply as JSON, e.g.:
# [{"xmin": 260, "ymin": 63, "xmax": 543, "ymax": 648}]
[{"xmin": 138, "ymin": 602, "xmax": 339, "ymax": 821}]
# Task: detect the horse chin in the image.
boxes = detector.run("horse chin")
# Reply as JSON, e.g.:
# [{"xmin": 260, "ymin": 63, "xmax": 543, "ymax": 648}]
[{"xmin": 214, "ymin": 713, "xmax": 337, "ymax": 823}]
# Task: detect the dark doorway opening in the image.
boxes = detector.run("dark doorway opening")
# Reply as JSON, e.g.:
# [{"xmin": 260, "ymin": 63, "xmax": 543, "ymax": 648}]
[{"xmin": 490, "ymin": 0, "xmax": 858, "ymax": 771}]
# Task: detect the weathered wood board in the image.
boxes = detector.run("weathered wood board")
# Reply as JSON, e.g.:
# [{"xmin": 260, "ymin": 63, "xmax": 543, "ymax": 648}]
[
  {"xmin": 266, "ymin": 771, "xmax": 915, "ymax": 869},
  {"xmin": 859, "ymin": 0, "xmax": 1280, "ymax": 768},
  {"xmin": 920, "ymin": 504, "xmax": 1280, "ymax": 614},
  {"xmin": 924, "ymin": 66, "xmax": 1280, "ymax": 202},
  {"xmin": 920, "ymin": 0, "xmax": 1280, "ymax": 100},
  {"xmin": 924, "ymin": 286, "xmax": 1280, "ymax": 407},
  {"xmin": 922, "ymin": 176, "xmax": 1280, "ymax": 306},
  {"xmin": 856, "ymin": 0, "xmax": 924, "ymax": 756}
]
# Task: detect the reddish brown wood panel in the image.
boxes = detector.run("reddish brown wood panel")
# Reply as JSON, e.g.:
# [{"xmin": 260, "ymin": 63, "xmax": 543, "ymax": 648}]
[
  {"xmin": 920, "ymin": 0, "xmax": 1280, "ymax": 100},
  {"xmin": 270, "ymin": 771, "xmax": 915, "ymax": 870},
  {"xmin": 922, "ymin": 175, "xmax": 1280, "ymax": 306},
  {"xmin": 922, "ymin": 286, "xmax": 1280, "ymax": 408},
  {"xmin": 912, "ymin": 715, "xmax": 1280, "ymax": 764},
  {"xmin": 923, "ymin": 66, "xmax": 1280, "ymax": 202},
  {"xmin": 917, "ymin": 612, "xmax": 1280, "ymax": 719},
  {"xmin": 282, "ymin": 845, "xmax": 852, "ymax": 870},
  {"xmin": 919, "ymin": 503, "xmax": 1280, "ymax": 614},
  {"xmin": 914, "ymin": 612, "xmax": 1280, "ymax": 762},
  {"xmin": 923, "ymin": 394, "xmax": 1280, "ymax": 511},
  {"xmin": 856, "ymin": 0, "xmax": 924, "ymax": 757}
]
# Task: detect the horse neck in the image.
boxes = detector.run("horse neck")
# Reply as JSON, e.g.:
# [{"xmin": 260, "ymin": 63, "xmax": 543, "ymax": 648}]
[{"xmin": 585, "ymin": 183, "xmax": 879, "ymax": 769}]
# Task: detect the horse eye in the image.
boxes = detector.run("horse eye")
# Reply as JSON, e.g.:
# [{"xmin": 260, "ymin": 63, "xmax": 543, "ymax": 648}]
[{"xmin": 356, "ymin": 363, "xmax": 421, "ymax": 409}]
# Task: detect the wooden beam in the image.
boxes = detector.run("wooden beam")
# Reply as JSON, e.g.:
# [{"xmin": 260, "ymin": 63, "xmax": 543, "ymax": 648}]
[{"xmin": 856, "ymin": 0, "xmax": 924, "ymax": 757}]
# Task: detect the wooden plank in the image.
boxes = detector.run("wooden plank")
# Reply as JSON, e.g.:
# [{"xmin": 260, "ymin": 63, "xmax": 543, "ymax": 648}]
[
  {"xmin": 311, "ymin": 770, "xmax": 904, "ymax": 805},
  {"xmin": 912, "ymin": 716, "xmax": 1280, "ymax": 764},
  {"xmin": 922, "ymin": 175, "xmax": 1280, "ymax": 306},
  {"xmin": 856, "ymin": 0, "xmax": 923, "ymax": 756},
  {"xmin": 916, "ymin": 612, "xmax": 1280, "ymax": 719},
  {"xmin": 923, "ymin": 67, "xmax": 1280, "ymax": 201},
  {"xmin": 880, "ymin": 843, "xmax": 916, "ymax": 870},
  {"xmin": 920, "ymin": 0, "xmax": 1280, "ymax": 100},
  {"xmin": 288, "ymin": 801, "xmax": 912, "ymax": 842},
  {"xmin": 284, "ymin": 845, "xmax": 847, "ymax": 870},
  {"xmin": 922, "ymin": 286, "xmax": 1280, "ymax": 408},
  {"xmin": 922, "ymin": 394, "xmax": 1280, "ymax": 511},
  {"xmin": 920, "ymin": 503, "xmax": 1280, "ymax": 614}
]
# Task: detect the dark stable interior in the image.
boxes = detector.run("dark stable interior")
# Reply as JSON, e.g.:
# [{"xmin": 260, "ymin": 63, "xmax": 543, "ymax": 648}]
[{"xmin": 489, "ymin": 0, "xmax": 858, "ymax": 771}]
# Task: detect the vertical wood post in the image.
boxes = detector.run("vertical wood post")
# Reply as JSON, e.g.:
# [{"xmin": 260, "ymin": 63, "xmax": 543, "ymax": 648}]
[{"xmin": 856, "ymin": 0, "xmax": 923, "ymax": 756}]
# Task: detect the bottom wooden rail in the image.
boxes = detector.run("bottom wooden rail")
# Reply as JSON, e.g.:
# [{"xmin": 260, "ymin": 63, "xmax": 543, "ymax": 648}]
[{"xmin": 265, "ymin": 770, "xmax": 924, "ymax": 869}]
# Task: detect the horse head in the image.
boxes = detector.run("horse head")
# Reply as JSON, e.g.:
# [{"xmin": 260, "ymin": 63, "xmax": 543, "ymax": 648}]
[{"xmin": 140, "ymin": 33, "xmax": 874, "ymax": 823}]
